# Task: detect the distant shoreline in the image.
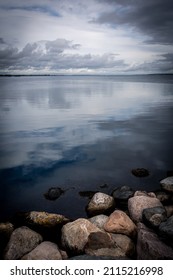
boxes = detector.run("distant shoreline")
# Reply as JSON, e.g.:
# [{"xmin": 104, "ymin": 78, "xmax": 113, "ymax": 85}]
[{"xmin": 0, "ymin": 73, "xmax": 173, "ymax": 77}]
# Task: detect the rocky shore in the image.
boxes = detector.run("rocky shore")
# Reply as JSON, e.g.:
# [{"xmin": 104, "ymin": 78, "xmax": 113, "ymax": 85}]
[{"xmin": 0, "ymin": 175, "xmax": 173, "ymax": 260}]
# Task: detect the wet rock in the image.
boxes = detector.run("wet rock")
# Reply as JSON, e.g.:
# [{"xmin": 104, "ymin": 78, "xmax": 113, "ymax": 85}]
[
  {"xmin": 137, "ymin": 223, "xmax": 173, "ymax": 259},
  {"xmin": 131, "ymin": 168, "xmax": 149, "ymax": 177},
  {"xmin": 160, "ymin": 177, "xmax": 173, "ymax": 193},
  {"xmin": 89, "ymin": 214, "xmax": 108, "ymax": 230},
  {"xmin": 111, "ymin": 233, "xmax": 135, "ymax": 257},
  {"xmin": 85, "ymin": 231, "xmax": 116, "ymax": 251},
  {"xmin": 25, "ymin": 211, "xmax": 69, "ymax": 228},
  {"xmin": 134, "ymin": 191, "xmax": 156, "ymax": 198},
  {"xmin": 104, "ymin": 210, "xmax": 137, "ymax": 238},
  {"xmin": 112, "ymin": 186, "xmax": 134, "ymax": 208},
  {"xmin": 142, "ymin": 206, "xmax": 167, "ymax": 228},
  {"xmin": 44, "ymin": 187, "xmax": 65, "ymax": 200},
  {"xmin": 21, "ymin": 241, "xmax": 62, "ymax": 260},
  {"xmin": 61, "ymin": 218, "xmax": 101, "ymax": 254},
  {"xmin": 128, "ymin": 196, "xmax": 162, "ymax": 223},
  {"xmin": 159, "ymin": 216, "xmax": 173, "ymax": 242},
  {"xmin": 155, "ymin": 191, "xmax": 172, "ymax": 204},
  {"xmin": 4, "ymin": 226, "xmax": 43, "ymax": 260},
  {"xmin": 86, "ymin": 192, "xmax": 115, "ymax": 216}
]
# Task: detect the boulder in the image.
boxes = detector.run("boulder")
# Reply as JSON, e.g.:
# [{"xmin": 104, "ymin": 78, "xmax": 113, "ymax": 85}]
[
  {"xmin": 128, "ymin": 196, "xmax": 162, "ymax": 223},
  {"xmin": 86, "ymin": 192, "xmax": 115, "ymax": 216},
  {"xmin": 112, "ymin": 186, "xmax": 134, "ymax": 208},
  {"xmin": 104, "ymin": 210, "xmax": 137, "ymax": 238},
  {"xmin": 61, "ymin": 218, "xmax": 101, "ymax": 254},
  {"xmin": 159, "ymin": 216, "xmax": 173, "ymax": 242},
  {"xmin": 85, "ymin": 231, "xmax": 115, "ymax": 251},
  {"xmin": 134, "ymin": 191, "xmax": 156, "ymax": 198},
  {"xmin": 142, "ymin": 206, "xmax": 167, "ymax": 228},
  {"xmin": 4, "ymin": 226, "xmax": 43, "ymax": 260},
  {"xmin": 155, "ymin": 191, "xmax": 172, "ymax": 204},
  {"xmin": 131, "ymin": 168, "xmax": 149, "ymax": 177},
  {"xmin": 137, "ymin": 223, "xmax": 173, "ymax": 259},
  {"xmin": 89, "ymin": 214, "xmax": 108, "ymax": 230},
  {"xmin": 21, "ymin": 241, "xmax": 62, "ymax": 260},
  {"xmin": 111, "ymin": 233, "xmax": 135, "ymax": 257},
  {"xmin": 25, "ymin": 211, "xmax": 69, "ymax": 228},
  {"xmin": 85, "ymin": 247, "xmax": 126, "ymax": 258},
  {"xmin": 160, "ymin": 177, "xmax": 173, "ymax": 193},
  {"xmin": 165, "ymin": 205, "xmax": 173, "ymax": 218},
  {"xmin": 69, "ymin": 254, "xmax": 129, "ymax": 260},
  {"xmin": 0, "ymin": 223, "xmax": 14, "ymax": 257}
]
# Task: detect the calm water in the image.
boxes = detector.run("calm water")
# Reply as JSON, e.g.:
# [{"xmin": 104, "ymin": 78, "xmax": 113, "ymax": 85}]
[{"xmin": 0, "ymin": 75, "xmax": 173, "ymax": 221}]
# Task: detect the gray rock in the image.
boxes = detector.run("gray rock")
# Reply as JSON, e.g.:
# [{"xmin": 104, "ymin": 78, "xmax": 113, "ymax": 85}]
[
  {"xmin": 137, "ymin": 223, "xmax": 173, "ymax": 259},
  {"xmin": 89, "ymin": 214, "xmax": 108, "ymax": 230},
  {"xmin": 0, "ymin": 223, "xmax": 14, "ymax": 257},
  {"xmin": 86, "ymin": 192, "xmax": 115, "ymax": 216},
  {"xmin": 131, "ymin": 168, "xmax": 149, "ymax": 177},
  {"xmin": 85, "ymin": 247, "xmax": 126, "ymax": 258},
  {"xmin": 44, "ymin": 187, "xmax": 65, "ymax": 200},
  {"xmin": 4, "ymin": 226, "xmax": 43, "ymax": 260},
  {"xmin": 112, "ymin": 186, "xmax": 134, "ymax": 208},
  {"xmin": 142, "ymin": 206, "xmax": 167, "ymax": 228},
  {"xmin": 159, "ymin": 216, "xmax": 173, "ymax": 242},
  {"xmin": 21, "ymin": 241, "xmax": 62, "ymax": 260},
  {"xmin": 69, "ymin": 254, "xmax": 129, "ymax": 260},
  {"xmin": 61, "ymin": 218, "xmax": 101, "ymax": 254},
  {"xmin": 128, "ymin": 196, "xmax": 162, "ymax": 223},
  {"xmin": 111, "ymin": 233, "xmax": 135, "ymax": 257},
  {"xmin": 155, "ymin": 191, "xmax": 172, "ymax": 204},
  {"xmin": 165, "ymin": 205, "xmax": 173, "ymax": 217},
  {"xmin": 160, "ymin": 176, "xmax": 173, "ymax": 193}
]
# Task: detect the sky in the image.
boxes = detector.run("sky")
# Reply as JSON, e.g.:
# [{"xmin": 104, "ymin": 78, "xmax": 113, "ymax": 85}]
[{"xmin": 0, "ymin": 0, "xmax": 173, "ymax": 75}]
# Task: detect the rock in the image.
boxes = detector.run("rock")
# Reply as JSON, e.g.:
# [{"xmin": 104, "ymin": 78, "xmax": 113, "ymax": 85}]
[
  {"xmin": 85, "ymin": 247, "xmax": 126, "ymax": 258},
  {"xmin": 155, "ymin": 191, "xmax": 172, "ymax": 204},
  {"xmin": 89, "ymin": 215, "xmax": 108, "ymax": 230},
  {"xmin": 0, "ymin": 223, "xmax": 14, "ymax": 257},
  {"xmin": 128, "ymin": 196, "xmax": 162, "ymax": 223},
  {"xmin": 137, "ymin": 223, "xmax": 173, "ymax": 259},
  {"xmin": 134, "ymin": 191, "xmax": 156, "ymax": 198},
  {"xmin": 160, "ymin": 177, "xmax": 173, "ymax": 193},
  {"xmin": 25, "ymin": 211, "xmax": 69, "ymax": 228},
  {"xmin": 111, "ymin": 233, "xmax": 135, "ymax": 257},
  {"xmin": 21, "ymin": 241, "xmax": 62, "ymax": 260},
  {"xmin": 4, "ymin": 226, "xmax": 43, "ymax": 260},
  {"xmin": 112, "ymin": 186, "xmax": 134, "ymax": 208},
  {"xmin": 131, "ymin": 168, "xmax": 149, "ymax": 177},
  {"xmin": 44, "ymin": 187, "xmax": 64, "ymax": 200},
  {"xmin": 86, "ymin": 192, "xmax": 115, "ymax": 216},
  {"xmin": 142, "ymin": 206, "xmax": 167, "ymax": 228},
  {"xmin": 159, "ymin": 216, "xmax": 173, "ymax": 242},
  {"xmin": 85, "ymin": 231, "xmax": 115, "ymax": 250},
  {"xmin": 61, "ymin": 218, "xmax": 101, "ymax": 254},
  {"xmin": 69, "ymin": 254, "xmax": 129, "ymax": 260},
  {"xmin": 165, "ymin": 205, "xmax": 173, "ymax": 217},
  {"xmin": 59, "ymin": 249, "xmax": 68, "ymax": 260},
  {"xmin": 104, "ymin": 210, "xmax": 137, "ymax": 238}
]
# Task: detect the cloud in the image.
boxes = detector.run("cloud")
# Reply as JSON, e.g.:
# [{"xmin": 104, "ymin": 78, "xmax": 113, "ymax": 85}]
[
  {"xmin": 94, "ymin": 0, "xmax": 173, "ymax": 44},
  {"xmin": 0, "ymin": 38, "xmax": 126, "ymax": 73}
]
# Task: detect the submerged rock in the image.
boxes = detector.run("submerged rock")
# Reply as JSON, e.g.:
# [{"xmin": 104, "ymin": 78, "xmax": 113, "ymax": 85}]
[
  {"xmin": 44, "ymin": 187, "xmax": 65, "ymax": 200},
  {"xmin": 131, "ymin": 168, "xmax": 149, "ymax": 177},
  {"xmin": 112, "ymin": 186, "xmax": 134, "ymax": 208},
  {"xmin": 4, "ymin": 226, "xmax": 43, "ymax": 260}
]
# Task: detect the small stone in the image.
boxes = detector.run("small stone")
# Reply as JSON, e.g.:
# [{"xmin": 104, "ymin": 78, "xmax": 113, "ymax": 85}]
[
  {"xmin": 104, "ymin": 210, "xmax": 137, "ymax": 238},
  {"xmin": 160, "ymin": 177, "xmax": 173, "ymax": 193},
  {"xmin": 86, "ymin": 192, "xmax": 115, "ymax": 216},
  {"xmin": 44, "ymin": 187, "xmax": 64, "ymax": 200}
]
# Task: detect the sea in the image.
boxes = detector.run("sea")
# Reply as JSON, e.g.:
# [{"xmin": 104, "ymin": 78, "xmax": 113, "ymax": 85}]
[{"xmin": 0, "ymin": 74, "xmax": 173, "ymax": 221}]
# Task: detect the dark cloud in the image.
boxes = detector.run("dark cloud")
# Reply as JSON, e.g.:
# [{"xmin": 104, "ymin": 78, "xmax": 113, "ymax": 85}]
[
  {"xmin": 0, "ymin": 38, "xmax": 126, "ymax": 73},
  {"xmin": 94, "ymin": 0, "xmax": 173, "ymax": 44}
]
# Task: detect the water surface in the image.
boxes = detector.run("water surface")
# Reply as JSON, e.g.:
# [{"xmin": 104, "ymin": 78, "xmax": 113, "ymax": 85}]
[{"xmin": 0, "ymin": 75, "xmax": 173, "ymax": 220}]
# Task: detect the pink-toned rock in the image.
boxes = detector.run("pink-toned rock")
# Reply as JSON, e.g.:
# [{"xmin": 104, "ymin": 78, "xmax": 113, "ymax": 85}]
[
  {"xmin": 104, "ymin": 210, "xmax": 137, "ymax": 238},
  {"xmin": 21, "ymin": 241, "xmax": 62, "ymax": 260},
  {"xmin": 134, "ymin": 191, "xmax": 156, "ymax": 198},
  {"xmin": 137, "ymin": 223, "xmax": 173, "ymax": 259},
  {"xmin": 61, "ymin": 218, "xmax": 101, "ymax": 254},
  {"xmin": 128, "ymin": 196, "xmax": 162, "ymax": 223}
]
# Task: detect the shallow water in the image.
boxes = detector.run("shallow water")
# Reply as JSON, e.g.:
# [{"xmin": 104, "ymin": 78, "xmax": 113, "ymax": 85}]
[{"xmin": 0, "ymin": 75, "xmax": 173, "ymax": 220}]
